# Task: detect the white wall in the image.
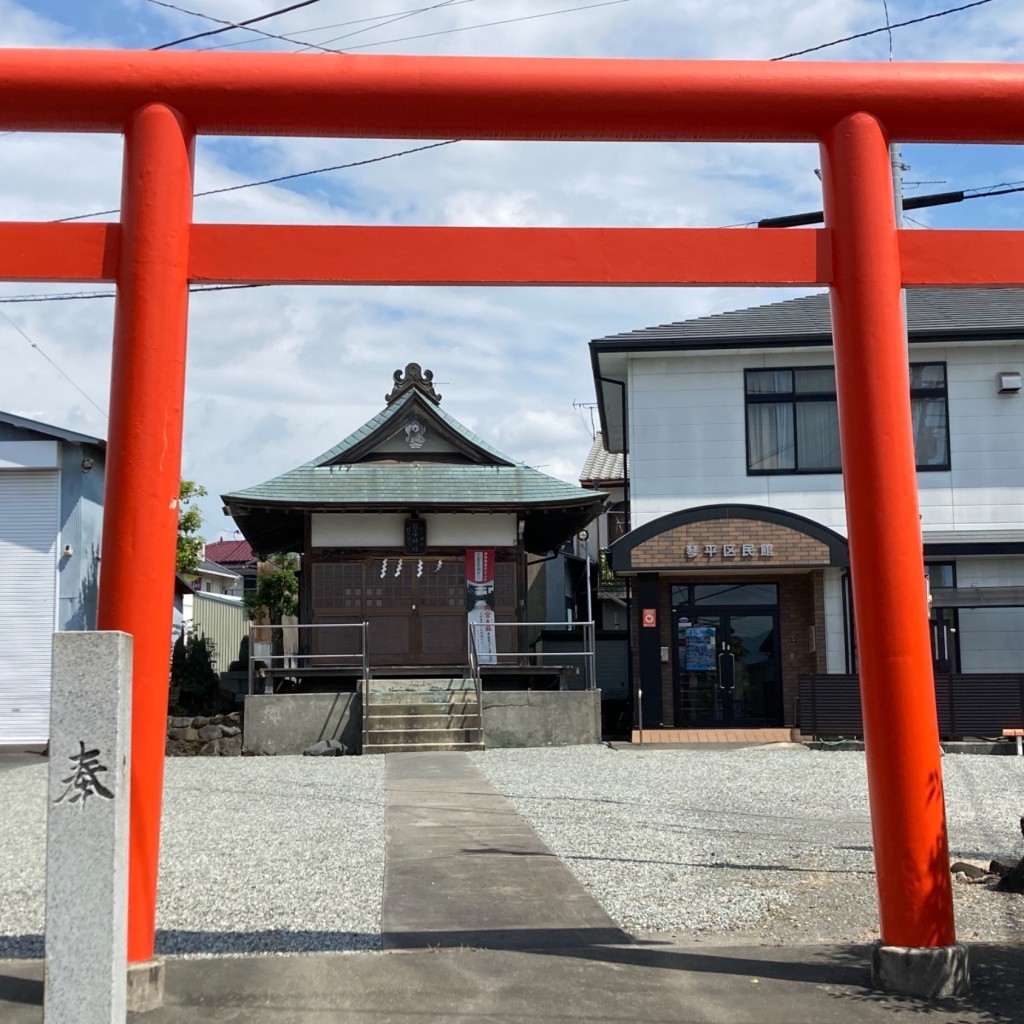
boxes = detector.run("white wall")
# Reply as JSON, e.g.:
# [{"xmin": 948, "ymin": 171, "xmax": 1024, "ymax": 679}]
[
  {"xmin": 626, "ymin": 341, "xmax": 1024, "ymax": 537},
  {"xmin": 822, "ymin": 569, "xmax": 847, "ymax": 673},
  {"xmin": 311, "ymin": 512, "xmax": 517, "ymax": 547}
]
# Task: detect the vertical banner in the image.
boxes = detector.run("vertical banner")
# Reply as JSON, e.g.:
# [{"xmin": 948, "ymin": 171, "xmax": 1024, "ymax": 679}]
[{"xmin": 466, "ymin": 548, "xmax": 497, "ymax": 665}]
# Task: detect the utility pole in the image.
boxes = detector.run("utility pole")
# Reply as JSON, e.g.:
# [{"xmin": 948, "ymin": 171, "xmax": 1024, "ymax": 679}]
[{"xmin": 891, "ymin": 144, "xmax": 907, "ymax": 228}]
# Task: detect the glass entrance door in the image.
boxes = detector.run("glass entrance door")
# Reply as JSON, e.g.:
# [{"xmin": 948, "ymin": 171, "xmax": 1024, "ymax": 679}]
[{"xmin": 675, "ymin": 610, "xmax": 781, "ymax": 725}]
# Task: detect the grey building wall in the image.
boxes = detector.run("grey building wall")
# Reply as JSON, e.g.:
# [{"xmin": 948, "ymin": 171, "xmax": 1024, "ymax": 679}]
[
  {"xmin": 0, "ymin": 420, "xmax": 105, "ymax": 633},
  {"xmin": 57, "ymin": 440, "xmax": 104, "ymax": 631}
]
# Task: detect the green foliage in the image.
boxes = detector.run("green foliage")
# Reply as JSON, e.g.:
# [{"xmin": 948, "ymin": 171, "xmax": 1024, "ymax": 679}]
[
  {"xmin": 244, "ymin": 554, "xmax": 300, "ymax": 662},
  {"xmin": 599, "ymin": 550, "xmax": 619, "ymax": 589},
  {"xmin": 176, "ymin": 479, "xmax": 208, "ymax": 574},
  {"xmin": 169, "ymin": 627, "xmax": 226, "ymax": 716},
  {"xmin": 243, "ymin": 553, "xmax": 299, "ymax": 624}
]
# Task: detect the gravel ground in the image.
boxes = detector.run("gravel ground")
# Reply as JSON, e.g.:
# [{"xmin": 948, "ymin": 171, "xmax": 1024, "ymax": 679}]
[
  {"xmin": 0, "ymin": 756, "xmax": 386, "ymax": 958},
  {"xmin": 470, "ymin": 744, "xmax": 1024, "ymax": 945},
  {"xmin": 2, "ymin": 745, "xmax": 1022, "ymax": 959}
]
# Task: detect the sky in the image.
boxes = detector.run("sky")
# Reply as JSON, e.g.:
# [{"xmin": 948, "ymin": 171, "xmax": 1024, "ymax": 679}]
[{"xmin": 2, "ymin": 0, "xmax": 1024, "ymax": 543}]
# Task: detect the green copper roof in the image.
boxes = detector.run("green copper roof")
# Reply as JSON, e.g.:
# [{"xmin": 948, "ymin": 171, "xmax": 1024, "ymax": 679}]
[
  {"xmin": 307, "ymin": 392, "xmax": 514, "ymax": 468},
  {"xmin": 224, "ymin": 389, "xmax": 598, "ymax": 511},
  {"xmin": 225, "ymin": 462, "xmax": 597, "ymax": 509}
]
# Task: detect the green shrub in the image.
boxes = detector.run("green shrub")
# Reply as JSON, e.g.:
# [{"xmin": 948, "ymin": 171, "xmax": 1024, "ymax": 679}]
[{"xmin": 169, "ymin": 628, "xmax": 227, "ymax": 716}]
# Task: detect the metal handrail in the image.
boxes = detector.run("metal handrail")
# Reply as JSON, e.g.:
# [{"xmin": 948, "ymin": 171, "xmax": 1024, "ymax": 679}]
[
  {"xmin": 360, "ymin": 621, "xmax": 371, "ymax": 754},
  {"xmin": 473, "ymin": 619, "xmax": 597, "ymax": 690},
  {"xmin": 466, "ymin": 625, "xmax": 483, "ymax": 740},
  {"xmin": 247, "ymin": 622, "xmax": 369, "ymax": 695}
]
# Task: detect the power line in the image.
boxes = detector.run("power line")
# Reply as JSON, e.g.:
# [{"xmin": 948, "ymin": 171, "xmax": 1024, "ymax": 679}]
[
  {"xmin": 757, "ymin": 182, "xmax": 1024, "ymax": 228},
  {"xmin": 56, "ymin": 140, "xmax": 459, "ymax": 222},
  {"xmin": 0, "ymin": 309, "xmax": 107, "ymax": 416},
  {"xmin": 772, "ymin": 0, "xmax": 997, "ymax": 61},
  {"xmin": 0, "ymin": 284, "xmax": 258, "ymax": 305},
  {"xmin": 198, "ymin": 1, "xmax": 482, "ymax": 52},
  {"xmin": 326, "ymin": 0, "xmax": 633, "ymax": 52},
  {"xmin": 151, "ymin": 0, "xmax": 324, "ymax": 50},
  {"xmin": 146, "ymin": 0, "xmax": 339, "ymax": 54},
  {"xmin": 293, "ymin": 0, "xmax": 464, "ymax": 53}
]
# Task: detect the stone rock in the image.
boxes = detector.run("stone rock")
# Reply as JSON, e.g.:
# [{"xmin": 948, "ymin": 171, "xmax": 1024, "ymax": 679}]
[
  {"xmin": 227, "ymin": 712, "xmax": 241, "ymax": 723},
  {"xmin": 170, "ymin": 717, "xmax": 191, "ymax": 728},
  {"xmin": 197, "ymin": 724, "xmax": 223, "ymax": 741},
  {"xmin": 168, "ymin": 727, "xmax": 199, "ymax": 742},
  {"xmin": 990, "ymin": 859, "xmax": 1017, "ymax": 878},
  {"xmin": 996, "ymin": 858, "xmax": 1024, "ymax": 894},
  {"xmin": 210, "ymin": 715, "xmax": 224, "ymax": 726},
  {"xmin": 302, "ymin": 739, "xmax": 347, "ymax": 757},
  {"xmin": 221, "ymin": 725, "xmax": 241, "ymax": 737},
  {"xmin": 199, "ymin": 740, "xmax": 221, "ymax": 756},
  {"xmin": 221, "ymin": 735, "xmax": 242, "ymax": 756},
  {"xmin": 193, "ymin": 716, "xmax": 211, "ymax": 728},
  {"xmin": 950, "ymin": 861, "xmax": 991, "ymax": 882},
  {"xmin": 166, "ymin": 739, "xmax": 199, "ymax": 757}
]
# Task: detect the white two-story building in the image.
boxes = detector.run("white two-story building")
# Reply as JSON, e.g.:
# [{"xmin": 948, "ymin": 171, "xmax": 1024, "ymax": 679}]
[{"xmin": 592, "ymin": 287, "xmax": 1024, "ymax": 737}]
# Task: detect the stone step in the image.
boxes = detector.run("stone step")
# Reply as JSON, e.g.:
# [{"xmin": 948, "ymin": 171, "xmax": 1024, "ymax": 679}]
[
  {"xmin": 367, "ymin": 699, "xmax": 478, "ymax": 714},
  {"xmin": 365, "ymin": 713, "xmax": 480, "ymax": 730},
  {"xmin": 365, "ymin": 701, "xmax": 478, "ymax": 717},
  {"xmin": 369, "ymin": 692, "xmax": 479, "ymax": 706},
  {"xmin": 366, "ymin": 727, "xmax": 481, "ymax": 745},
  {"xmin": 369, "ymin": 677, "xmax": 474, "ymax": 691},
  {"xmin": 363, "ymin": 741, "xmax": 485, "ymax": 755}
]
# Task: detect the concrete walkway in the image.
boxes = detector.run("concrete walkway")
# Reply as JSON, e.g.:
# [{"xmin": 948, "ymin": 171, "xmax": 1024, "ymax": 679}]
[{"xmin": 2, "ymin": 751, "xmax": 1022, "ymax": 1022}]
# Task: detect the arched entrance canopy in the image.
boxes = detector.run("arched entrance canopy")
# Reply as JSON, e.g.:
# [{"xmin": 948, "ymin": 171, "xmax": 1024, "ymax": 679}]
[
  {"xmin": 609, "ymin": 504, "xmax": 850, "ymax": 574},
  {"xmin": 3, "ymin": 47, "xmax": 1021, "ymax": 966}
]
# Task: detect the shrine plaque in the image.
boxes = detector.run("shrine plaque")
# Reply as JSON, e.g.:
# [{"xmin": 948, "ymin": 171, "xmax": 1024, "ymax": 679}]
[{"xmin": 404, "ymin": 517, "xmax": 427, "ymax": 554}]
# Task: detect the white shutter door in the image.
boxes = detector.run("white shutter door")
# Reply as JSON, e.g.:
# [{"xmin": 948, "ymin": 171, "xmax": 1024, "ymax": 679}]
[{"xmin": 0, "ymin": 470, "xmax": 59, "ymax": 744}]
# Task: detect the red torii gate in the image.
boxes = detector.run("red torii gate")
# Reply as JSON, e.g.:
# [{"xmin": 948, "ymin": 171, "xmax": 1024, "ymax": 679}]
[{"xmin": 3, "ymin": 50, "xmax": 1021, "ymax": 968}]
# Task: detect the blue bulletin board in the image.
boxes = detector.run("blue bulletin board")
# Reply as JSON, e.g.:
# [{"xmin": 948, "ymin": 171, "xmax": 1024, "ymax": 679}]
[{"xmin": 684, "ymin": 626, "xmax": 717, "ymax": 671}]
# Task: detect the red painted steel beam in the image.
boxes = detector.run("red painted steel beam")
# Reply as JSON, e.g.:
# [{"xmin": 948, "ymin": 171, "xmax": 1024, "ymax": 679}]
[
  {"xmin": 6, "ymin": 221, "xmax": 1024, "ymax": 288},
  {"xmin": 899, "ymin": 230, "xmax": 1024, "ymax": 286},
  {"xmin": 821, "ymin": 112, "xmax": 956, "ymax": 948},
  {"xmin": 2, "ymin": 50, "xmax": 1024, "ymax": 142},
  {"xmin": 187, "ymin": 225, "xmax": 830, "ymax": 286},
  {"xmin": 0, "ymin": 223, "xmax": 118, "ymax": 281},
  {"xmin": 95, "ymin": 103, "xmax": 194, "ymax": 965}
]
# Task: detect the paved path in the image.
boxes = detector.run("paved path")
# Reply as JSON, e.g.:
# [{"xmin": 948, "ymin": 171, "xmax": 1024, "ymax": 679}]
[
  {"xmin": 2, "ymin": 751, "xmax": 1022, "ymax": 1022},
  {"xmin": 382, "ymin": 752, "xmax": 626, "ymax": 951}
]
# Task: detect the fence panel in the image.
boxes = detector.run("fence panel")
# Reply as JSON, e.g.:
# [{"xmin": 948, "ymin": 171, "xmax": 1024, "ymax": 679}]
[
  {"xmin": 192, "ymin": 592, "xmax": 248, "ymax": 674},
  {"xmin": 799, "ymin": 673, "xmax": 1024, "ymax": 739}
]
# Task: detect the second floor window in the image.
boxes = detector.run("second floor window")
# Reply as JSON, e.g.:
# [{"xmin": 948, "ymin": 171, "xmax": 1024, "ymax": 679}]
[{"xmin": 744, "ymin": 363, "xmax": 949, "ymax": 474}]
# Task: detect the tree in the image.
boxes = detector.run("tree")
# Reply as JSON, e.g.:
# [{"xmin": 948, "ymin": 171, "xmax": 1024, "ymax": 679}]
[
  {"xmin": 176, "ymin": 479, "xmax": 208, "ymax": 574},
  {"xmin": 168, "ymin": 627, "xmax": 225, "ymax": 715},
  {"xmin": 243, "ymin": 553, "xmax": 300, "ymax": 661}
]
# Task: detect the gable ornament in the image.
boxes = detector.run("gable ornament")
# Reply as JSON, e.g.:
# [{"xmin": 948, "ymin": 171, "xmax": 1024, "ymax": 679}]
[
  {"xmin": 385, "ymin": 362, "xmax": 442, "ymax": 406},
  {"xmin": 404, "ymin": 415, "xmax": 427, "ymax": 449}
]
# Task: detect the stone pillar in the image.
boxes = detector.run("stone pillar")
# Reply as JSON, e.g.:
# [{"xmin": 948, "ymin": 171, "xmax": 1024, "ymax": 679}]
[{"xmin": 45, "ymin": 632, "xmax": 132, "ymax": 1024}]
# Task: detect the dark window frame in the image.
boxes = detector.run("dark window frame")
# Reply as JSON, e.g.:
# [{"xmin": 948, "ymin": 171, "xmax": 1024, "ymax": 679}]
[{"xmin": 744, "ymin": 362, "xmax": 950, "ymax": 476}]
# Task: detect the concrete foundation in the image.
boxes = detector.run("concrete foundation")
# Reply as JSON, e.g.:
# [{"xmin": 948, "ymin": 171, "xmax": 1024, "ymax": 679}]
[
  {"xmin": 871, "ymin": 942, "xmax": 970, "ymax": 998},
  {"xmin": 242, "ymin": 689, "xmax": 601, "ymax": 754},
  {"xmin": 243, "ymin": 692, "xmax": 361, "ymax": 755},
  {"xmin": 482, "ymin": 690, "xmax": 601, "ymax": 748},
  {"xmin": 126, "ymin": 958, "xmax": 165, "ymax": 1013}
]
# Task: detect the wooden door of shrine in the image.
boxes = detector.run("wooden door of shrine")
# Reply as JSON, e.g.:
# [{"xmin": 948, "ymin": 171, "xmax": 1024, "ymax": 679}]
[
  {"xmin": 364, "ymin": 558, "xmax": 466, "ymax": 665},
  {"xmin": 310, "ymin": 557, "xmax": 517, "ymax": 668}
]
